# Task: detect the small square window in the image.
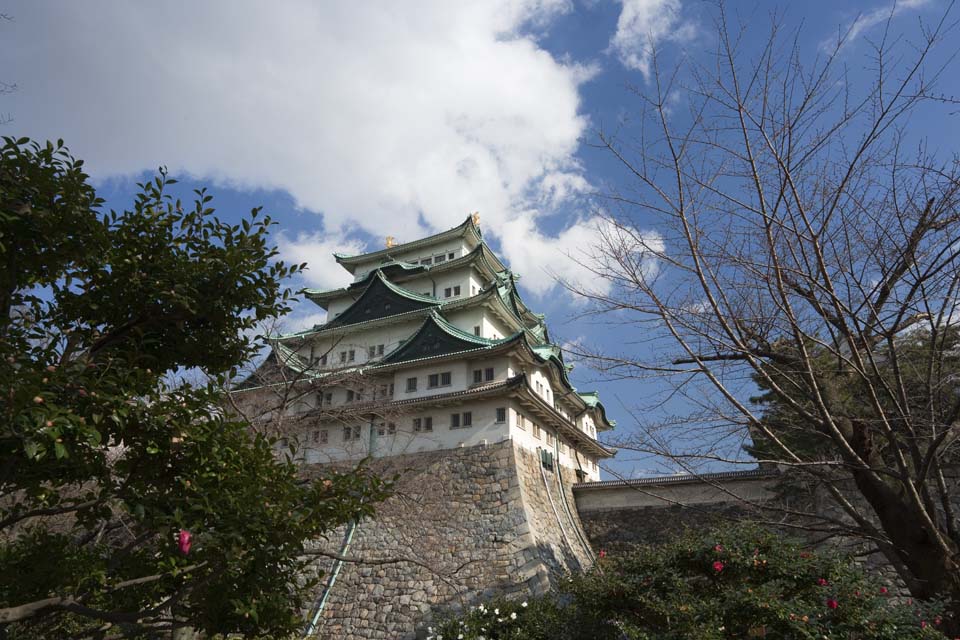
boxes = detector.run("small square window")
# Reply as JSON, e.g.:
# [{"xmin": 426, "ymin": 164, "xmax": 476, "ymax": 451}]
[
  {"xmin": 450, "ymin": 413, "xmax": 461, "ymax": 428},
  {"xmin": 463, "ymin": 411, "xmax": 472, "ymax": 426},
  {"xmin": 473, "ymin": 325, "xmax": 481, "ymax": 336},
  {"xmin": 435, "ymin": 254, "xmax": 446, "ymax": 263},
  {"xmin": 448, "ymin": 252, "xmax": 455, "ymax": 260},
  {"xmin": 324, "ymin": 392, "xmax": 332, "ymax": 405},
  {"xmin": 428, "ymin": 374, "xmax": 439, "ymax": 388},
  {"xmin": 313, "ymin": 430, "xmax": 321, "ymax": 443},
  {"xmin": 348, "ymin": 350, "xmax": 355, "ymax": 362},
  {"xmin": 413, "ymin": 418, "xmax": 422, "ymax": 432},
  {"xmin": 424, "ymin": 417, "xmax": 433, "ymax": 432},
  {"xmin": 533, "ymin": 424, "xmax": 542, "ymax": 440},
  {"xmin": 440, "ymin": 372, "xmax": 451, "ymax": 386},
  {"xmin": 518, "ymin": 414, "xmax": 527, "ymax": 430},
  {"xmin": 444, "ymin": 287, "xmax": 452, "ymax": 298},
  {"xmin": 453, "ymin": 285, "xmax": 461, "ymax": 296},
  {"xmin": 473, "ymin": 369, "xmax": 483, "ymax": 384},
  {"xmin": 368, "ymin": 346, "xmax": 376, "ymax": 358},
  {"xmin": 316, "ymin": 391, "xmax": 325, "ymax": 406},
  {"xmin": 346, "ymin": 390, "xmax": 355, "ymax": 402},
  {"xmin": 387, "ymin": 422, "xmax": 396, "ymax": 435},
  {"xmin": 353, "ymin": 425, "xmax": 361, "ymax": 439},
  {"xmin": 484, "ymin": 367, "xmax": 494, "ymax": 381},
  {"xmin": 339, "ymin": 351, "xmax": 347, "ymax": 363},
  {"xmin": 422, "ymin": 257, "xmax": 433, "ymax": 265},
  {"xmin": 342, "ymin": 426, "xmax": 352, "ymax": 441},
  {"xmin": 320, "ymin": 429, "xmax": 328, "ymax": 444},
  {"xmin": 496, "ymin": 407, "xmax": 506, "ymax": 423},
  {"xmin": 377, "ymin": 344, "xmax": 384, "ymax": 356},
  {"xmin": 320, "ymin": 354, "xmax": 327, "ymax": 365},
  {"xmin": 406, "ymin": 377, "xmax": 418, "ymax": 392}
]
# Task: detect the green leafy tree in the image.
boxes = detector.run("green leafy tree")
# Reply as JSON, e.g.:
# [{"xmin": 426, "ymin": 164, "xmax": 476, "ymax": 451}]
[
  {"xmin": 0, "ymin": 137, "xmax": 390, "ymax": 638},
  {"xmin": 432, "ymin": 525, "xmax": 947, "ymax": 640}
]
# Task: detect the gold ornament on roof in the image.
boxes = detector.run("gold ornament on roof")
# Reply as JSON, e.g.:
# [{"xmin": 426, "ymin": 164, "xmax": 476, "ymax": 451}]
[
  {"xmin": 385, "ymin": 236, "xmax": 396, "ymax": 248},
  {"xmin": 471, "ymin": 212, "xmax": 480, "ymax": 225}
]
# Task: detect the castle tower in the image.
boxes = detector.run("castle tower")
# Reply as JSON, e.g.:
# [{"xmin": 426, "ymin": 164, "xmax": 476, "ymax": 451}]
[{"xmin": 234, "ymin": 216, "xmax": 615, "ymax": 638}]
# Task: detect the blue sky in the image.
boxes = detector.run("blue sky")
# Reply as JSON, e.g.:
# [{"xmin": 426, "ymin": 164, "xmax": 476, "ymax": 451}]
[{"xmin": 4, "ymin": 0, "xmax": 957, "ymax": 478}]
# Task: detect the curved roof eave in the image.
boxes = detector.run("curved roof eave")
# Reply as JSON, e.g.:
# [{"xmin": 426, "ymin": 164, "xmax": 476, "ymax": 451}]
[{"xmin": 333, "ymin": 216, "xmax": 481, "ymax": 271}]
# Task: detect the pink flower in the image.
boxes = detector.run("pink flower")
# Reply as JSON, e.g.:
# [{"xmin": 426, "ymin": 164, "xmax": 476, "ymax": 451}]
[
  {"xmin": 921, "ymin": 621, "xmax": 928, "ymax": 629},
  {"xmin": 598, "ymin": 549, "xmax": 607, "ymax": 559},
  {"xmin": 826, "ymin": 598, "xmax": 838, "ymax": 610},
  {"xmin": 714, "ymin": 544, "xmax": 723, "ymax": 553},
  {"xmin": 817, "ymin": 578, "xmax": 828, "ymax": 586},
  {"xmin": 712, "ymin": 561, "xmax": 724, "ymax": 573},
  {"xmin": 177, "ymin": 529, "xmax": 192, "ymax": 555}
]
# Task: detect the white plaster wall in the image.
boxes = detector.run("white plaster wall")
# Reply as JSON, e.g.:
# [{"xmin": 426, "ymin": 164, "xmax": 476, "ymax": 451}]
[{"xmin": 298, "ymin": 319, "xmax": 423, "ymax": 370}]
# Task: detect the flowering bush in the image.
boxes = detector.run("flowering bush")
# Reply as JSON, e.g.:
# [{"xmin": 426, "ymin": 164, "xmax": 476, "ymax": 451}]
[{"xmin": 430, "ymin": 525, "xmax": 947, "ymax": 639}]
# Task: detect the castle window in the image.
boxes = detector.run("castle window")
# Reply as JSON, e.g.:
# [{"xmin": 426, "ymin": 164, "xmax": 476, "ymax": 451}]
[
  {"xmin": 368, "ymin": 346, "xmax": 376, "ymax": 358},
  {"xmin": 377, "ymin": 344, "xmax": 384, "ymax": 356},
  {"xmin": 389, "ymin": 383, "xmax": 395, "ymax": 396},
  {"xmin": 339, "ymin": 351, "xmax": 347, "ymax": 363},
  {"xmin": 346, "ymin": 390, "xmax": 355, "ymax": 403},
  {"xmin": 496, "ymin": 407, "xmax": 506, "ymax": 423},
  {"xmin": 434, "ymin": 254, "xmax": 446, "ymax": 263},
  {"xmin": 443, "ymin": 287, "xmax": 452, "ymax": 298},
  {"xmin": 533, "ymin": 423, "xmax": 542, "ymax": 440},
  {"xmin": 473, "ymin": 369, "xmax": 483, "ymax": 384},
  {"xmin": 473, "ymin": 325, "xmax": 481, "ymax": 336},
  {"xmin": 406, "ymin": 377, "xmax": 417, "ymax": 392},
  {"xmin": 421, "ymin": 257, "xmax": 433, "ymax": 265},
  {"xmin": 377, "ymin": 422, "xmax": 397, "ymax": 436},
  {"xmin": 424, "ymin": 417, "xmax": 433, "ymax": 431},
  {"xmin": 343, "ymin": 425, "xmax": 361, "ymax": 441},
  {"xmin": 484, "ymin": 367, "xmax": 494, "ymax": 381},
  {"xmin": 348, "ymin": 350, "xmax": 355, "ymax": 362},
  {"xmin": 448, "ymin": 252, "xmax": 455, "ymax": 260},
  {"xmin": 517, "ymin": 414, "xmax": 527, "ymax": 430},
  {"xmin": 313, "ymin": 429, "xmax": 328, "ymax": 444},
  {"xmin": 414, "ymin": 417, "xmax": 433, "ymax": 432},
  {"xmin": 428, "ymin": 372, "xmax": 451, "ymax": 388},
  {"xmin": 453, "ymin": 285, "xmax": 461, "ymax": 296},
  {"xmin": 463, "ymin": 411, "xmax": 472, "ymax": 426},
  {"xmin": 324, "ymin": 392, "xmax": 333, "ymax": 405},
  {"xmin": 450, "ymin": 413, "xmax": 460, "ymax": 428},
  {"xmin": 316, "ymin": 391, "xmax": 325, "ymax": 406},
  {"xmin": 320, "ymin": 354, "xmax": 327, "ymax": 365}
]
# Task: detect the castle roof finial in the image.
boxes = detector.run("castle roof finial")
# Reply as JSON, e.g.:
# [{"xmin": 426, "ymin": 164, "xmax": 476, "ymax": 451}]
[
  {"xmin": 471, "ymin": 211, "xmax": 480, "ymax": 226},
  {"xmin": 385, "ymin": 235, "xmax": 396, "ymax": 248}
]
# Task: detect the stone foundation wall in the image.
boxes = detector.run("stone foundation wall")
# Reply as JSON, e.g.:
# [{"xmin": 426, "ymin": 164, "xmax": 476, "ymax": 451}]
[{"xmin": 300, "ymin": 440, "xmax": 594, "ymax": 639}]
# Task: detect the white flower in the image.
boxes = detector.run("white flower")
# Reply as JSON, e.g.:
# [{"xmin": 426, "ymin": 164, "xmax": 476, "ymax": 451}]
[
  {"xmin": 494, "ymin": 608, "xmax": 499, "ymax": 615},
  {"xmin": 510, "ymin": 612, "xmax": 517, "ymax": 620},
  {"xmin": 521, "ymin": 601, "xmax": 528, "ymax": 607}
]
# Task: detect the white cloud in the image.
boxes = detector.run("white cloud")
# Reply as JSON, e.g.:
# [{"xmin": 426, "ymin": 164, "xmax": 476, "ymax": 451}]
[
  {"xmin": 498, "ymin": 215, "xmax": 662, "ymax": 297},
  {"xmin": 827, "ymin": 0, "xmax": 930, "ymax": 49},
  {"xmin": 609, "ymin": 0, "xmax": 696, "ymax": 81},
  {"xmin": 276, "ymin": 231, "xmax": 365, "ymax": 291},
  {"xmin": 4, "ymin": 0, "xmax": 610, "ymax": 298}
]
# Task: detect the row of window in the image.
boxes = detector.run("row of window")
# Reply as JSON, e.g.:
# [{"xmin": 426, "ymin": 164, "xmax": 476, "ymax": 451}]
[
  {"xmin": 405, "ymin": 371, "xmax": 452, "ymax": 392},
  {"xmin": 317, "ymin": 382, "xmax": 395, "ymax": 407},
  {"xmin": 308, "ymin": 344, "xmax": 387, "ymax": 367},
  {"xmin": 410, "ymin": 251, "xmax": 456, "ymax": 266},
  {"xmin": 472, "ymin": 367, "xmax": 495, "ymax": 384}
]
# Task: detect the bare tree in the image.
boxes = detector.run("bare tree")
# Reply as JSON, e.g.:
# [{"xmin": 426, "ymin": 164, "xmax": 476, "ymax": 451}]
[{"xmin": 570, "ymin": 1, "xmax": 960, "ymax": 624}]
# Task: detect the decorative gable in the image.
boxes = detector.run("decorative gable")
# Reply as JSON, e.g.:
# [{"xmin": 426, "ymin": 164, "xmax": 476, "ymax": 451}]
[
  {"xmin": 324, "ymin": 270, "xmax": 439, "ymax": 329},
  {"xmin": 382, "ymin": 312, "xmax": 499, "ymax": 364}
]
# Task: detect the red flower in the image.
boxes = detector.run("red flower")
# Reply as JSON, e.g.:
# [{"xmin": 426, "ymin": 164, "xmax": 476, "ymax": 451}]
[
  {"xmin": 598, "ymin": 549, "xmax": 607, "ymax": 559},
  {"xmin": 921, "ymin": 621, "xmax": 928, "ymax": 629},
  {"xmin": 712, "ymin": 561, "xmax": 724, "ymax": 573},
  {"xmin": 826, "ymin": 598, "xmax": 839, "ymax": 610},
  {"xmin": 714, "ymin": 544, "xmax": 723, "ymax": 553},
  {"xmin": 879, "ymin": 587, "xmax": 888, "ymax": 594},
  {"xmin": 817, "ymin": 578, "xmax": 828, "ymax": 586},
  {"xmin": 177, "ymin": 529, "xmax": 192, "ymax": 555}
]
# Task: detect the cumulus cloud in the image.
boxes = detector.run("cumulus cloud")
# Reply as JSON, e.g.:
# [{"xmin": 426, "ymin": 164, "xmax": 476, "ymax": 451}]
[
  {"xmin": 276, "ymin": 231, "xmax": 366, "ymax": 291},
  {"xmin": 609, "ymin": 0, "xmax": 696, "ymax": 81},
  {"xmin": 4, "ymin": 0, "xmax": 610, "ymax": 297}
]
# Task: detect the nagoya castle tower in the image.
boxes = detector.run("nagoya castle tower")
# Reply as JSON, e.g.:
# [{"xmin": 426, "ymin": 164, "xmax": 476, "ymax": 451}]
[{"xmin": 237, "ymin": 214, "xmax": 614, "ymax": 639}]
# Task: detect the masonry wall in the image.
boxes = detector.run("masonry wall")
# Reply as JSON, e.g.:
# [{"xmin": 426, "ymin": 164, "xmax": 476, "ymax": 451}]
[{"xmin": 300, "ymin": 440, "xmax": 594, "ymax": 639}]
